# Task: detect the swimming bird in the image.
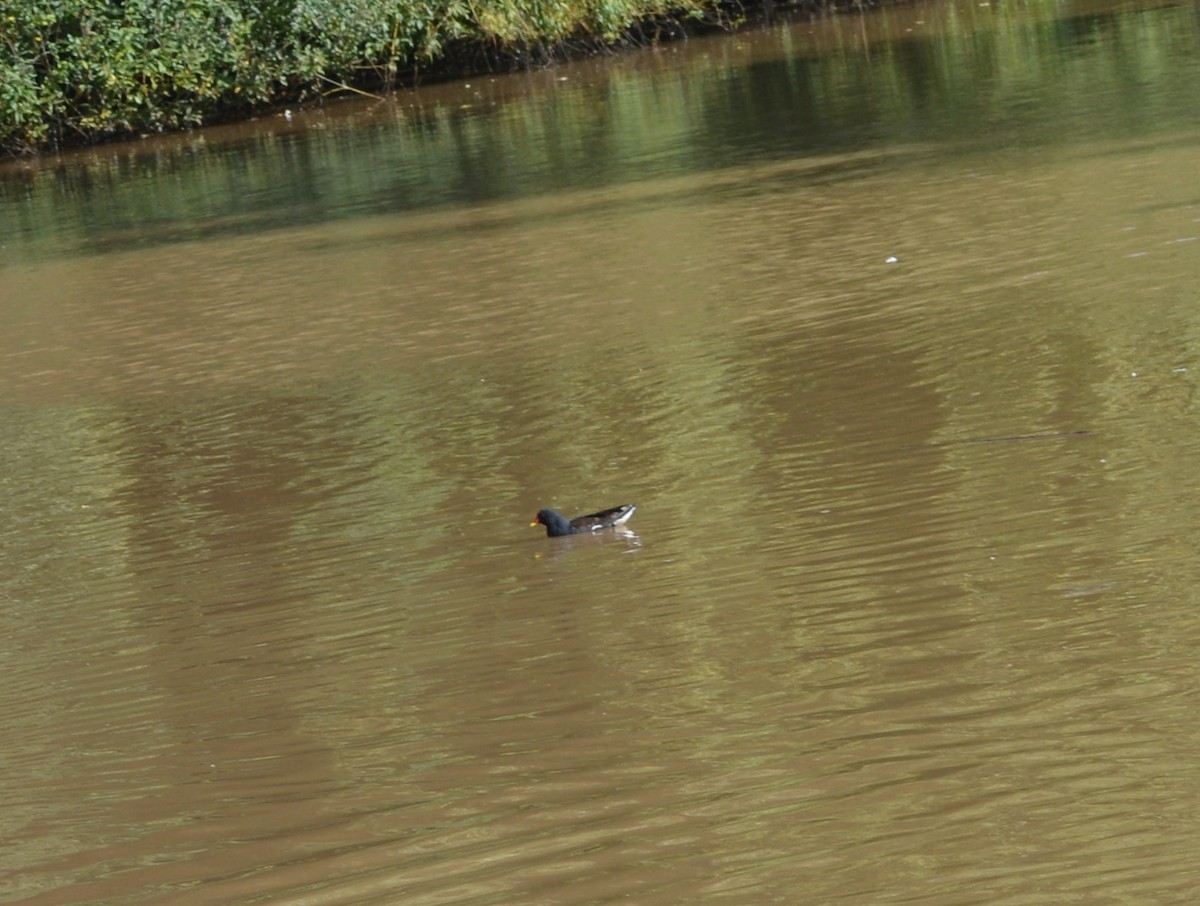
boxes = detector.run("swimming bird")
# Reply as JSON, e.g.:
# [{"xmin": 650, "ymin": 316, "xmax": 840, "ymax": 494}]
[{"xmin": 531, "ymin": 504, "xmax": 637, "ymax": 537}]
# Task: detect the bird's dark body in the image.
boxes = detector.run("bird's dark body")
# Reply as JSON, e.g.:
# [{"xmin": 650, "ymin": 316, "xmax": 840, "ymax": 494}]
[{"xmin": 532, "ymin": 504, "xmax": 637, "ymax": 537}]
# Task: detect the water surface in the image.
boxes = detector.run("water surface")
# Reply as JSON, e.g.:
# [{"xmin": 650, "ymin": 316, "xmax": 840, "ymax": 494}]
[{"xmin": 3, "ymin": 0, "xmax": 1200, "ymax": 902}]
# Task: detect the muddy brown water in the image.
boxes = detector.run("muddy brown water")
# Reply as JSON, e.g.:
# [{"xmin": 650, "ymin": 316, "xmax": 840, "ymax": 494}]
[{"xmin": 3, "ymin": 0, "xmax": 1200, "ymax": 902}]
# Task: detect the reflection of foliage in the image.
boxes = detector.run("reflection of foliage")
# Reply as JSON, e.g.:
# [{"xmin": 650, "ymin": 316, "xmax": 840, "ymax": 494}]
[
  {"xmin": 2, "ymin": 0, "xmax": 1196, "ymax": 263},
  {"xmin": 0, "ymin": 0, "xmax": 706, "ymax": 154}
]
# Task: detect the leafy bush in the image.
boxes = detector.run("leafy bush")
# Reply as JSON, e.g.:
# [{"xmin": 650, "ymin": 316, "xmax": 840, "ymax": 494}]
[{"xmin": 1, "ymin": 0, "xmax": 706, "ymax": 154}]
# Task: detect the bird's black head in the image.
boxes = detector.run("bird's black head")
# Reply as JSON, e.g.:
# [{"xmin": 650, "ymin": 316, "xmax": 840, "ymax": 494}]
[{"xmin": 531, "ymin": 508, "xmax": 572, "ymax": 536}]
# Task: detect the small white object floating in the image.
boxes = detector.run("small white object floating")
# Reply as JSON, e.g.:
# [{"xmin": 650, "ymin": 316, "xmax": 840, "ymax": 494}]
[{"xmin": 885, "ymin": 256, "xmax": 898, "ymax": 264}]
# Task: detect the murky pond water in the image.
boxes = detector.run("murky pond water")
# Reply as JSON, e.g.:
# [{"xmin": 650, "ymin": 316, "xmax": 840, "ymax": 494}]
[{"xmin": 4, "ymin": 0, "xmax": 1200, "ymax": 902}]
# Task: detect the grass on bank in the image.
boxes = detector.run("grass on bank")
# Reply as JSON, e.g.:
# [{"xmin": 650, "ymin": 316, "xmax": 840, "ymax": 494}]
[{"xmin": 0, "ymin": 0, "xmax": 715, "ymax": 155}]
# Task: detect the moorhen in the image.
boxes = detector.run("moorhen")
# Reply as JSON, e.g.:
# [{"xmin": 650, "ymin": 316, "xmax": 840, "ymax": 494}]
[{"xmin": 531, "ymin": 504, "xmax": 637, "ymax": 537}]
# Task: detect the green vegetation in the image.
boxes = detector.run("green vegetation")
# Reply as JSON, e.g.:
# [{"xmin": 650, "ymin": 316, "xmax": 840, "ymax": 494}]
[{"xmin": 0, "ymin": 0, "xmax": 711, "ymax": 154}]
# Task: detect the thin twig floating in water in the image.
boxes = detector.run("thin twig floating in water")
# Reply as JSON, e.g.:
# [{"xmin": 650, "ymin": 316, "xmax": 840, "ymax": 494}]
[
  {"xmin": 961, "ymin": 430, "xmax": 1094, "ymax": 445},
  {"xmin": 317, "ymin": 75, "xmax": 383, "ymax": 100},
  {"xmin": 904, "ymin": 430, "xmax": 1094, "ymax": 449}
]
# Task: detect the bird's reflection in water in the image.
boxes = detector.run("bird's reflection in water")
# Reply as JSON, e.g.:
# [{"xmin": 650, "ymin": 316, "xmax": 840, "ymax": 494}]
[{"xmin": 533, "ymin": 528, "xmax": 642, "ymax": 560}]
